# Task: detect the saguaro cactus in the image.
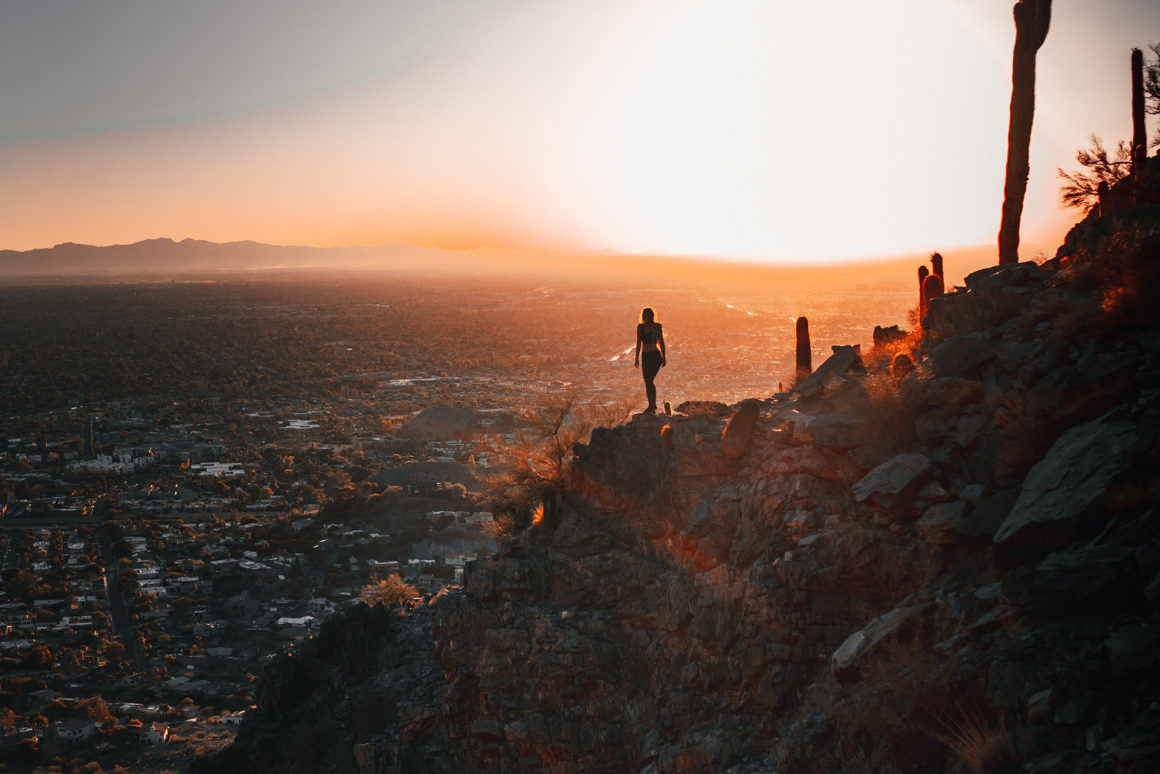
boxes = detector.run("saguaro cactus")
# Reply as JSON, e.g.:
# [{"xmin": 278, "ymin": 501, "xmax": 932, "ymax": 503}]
[
  {"xmin": 1132, "ymin": 48, "xmax": 1148, "ymax": 197},
  {"xmin": 929, "ymin": 252, "xmax": 944, "ymax": 279},
  {"xmin": 923, "ymin": 273, "xmax": 945, "ymax": 307},
  {"xmin": 795, "ymin": 316, "xmax": 812, "ymax": 381},
  {"xmin": 918, "ymin": 265, "xmax": 930, "ymax": 321},
  {"xmin": 998, "ymin": 0, "xmax": 1052, "ymax": 266}
]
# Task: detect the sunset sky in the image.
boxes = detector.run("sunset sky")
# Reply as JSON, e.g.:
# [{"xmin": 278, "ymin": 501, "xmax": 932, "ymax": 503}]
[{"xmin": 1, "ymin": 0, "xmax": 1157, "ymax": 261}]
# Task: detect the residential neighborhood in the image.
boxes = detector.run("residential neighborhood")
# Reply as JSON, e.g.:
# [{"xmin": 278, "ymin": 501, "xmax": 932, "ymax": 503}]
[{"xmin": 0, "ymin": 275, "xmax": 905, "ymax": 772}]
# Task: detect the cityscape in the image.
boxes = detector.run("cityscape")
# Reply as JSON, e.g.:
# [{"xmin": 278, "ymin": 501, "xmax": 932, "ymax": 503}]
[{"xmin": 0, "ymin": 270, "xmax": 914, "ymax": 772}]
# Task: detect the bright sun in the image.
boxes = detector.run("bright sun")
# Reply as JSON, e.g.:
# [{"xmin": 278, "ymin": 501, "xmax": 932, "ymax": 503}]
[{"xmin": 568, "ymin": 0, "xmax": 1006, "ymax": 260}]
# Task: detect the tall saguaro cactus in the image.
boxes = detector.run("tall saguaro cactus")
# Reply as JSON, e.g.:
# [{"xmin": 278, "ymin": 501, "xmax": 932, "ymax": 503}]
[
  {"xmin": 998, "ymin": 0, "xmax": 1052, "ymax": 266},
  {"xmin": 923, "ymin": 273, "xmax": 945, "ymax": 309},
  {"xmin": 795, "ymin": 316, "xmax": 812, "ymax": 382},
  {"xmin": 917, "ymin": 265, "xmax": 930, "ymax": 322},
  {"xmin": 929, "ymin": 252, "xmax": 944, "ymax": 280},
  {"xmin": 1132, "ymin": 48, "xmax": 1148, "ymax": 197}
]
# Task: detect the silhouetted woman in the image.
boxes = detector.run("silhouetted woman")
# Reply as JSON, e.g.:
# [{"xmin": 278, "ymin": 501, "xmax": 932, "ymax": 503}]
[{"xmin": 634, "ymin": 307, "xmax": 666, "ymax": 412}]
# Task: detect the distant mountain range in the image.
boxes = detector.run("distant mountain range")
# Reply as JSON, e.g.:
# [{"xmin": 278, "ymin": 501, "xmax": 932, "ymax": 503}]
[
  {"xmin": 0, "ymin": 236, "xmax": 1019, "ymax": 291},
  {"xmin": 0, "ymin": 238, "xmax": 481, "ymax": 277}
]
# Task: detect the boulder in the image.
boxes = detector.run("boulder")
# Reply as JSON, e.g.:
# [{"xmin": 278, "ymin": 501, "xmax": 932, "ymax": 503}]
[
  {"xmin": 831, "ymin": 602, "xmax": 924, "ymax": 680},
  {"xmin": 994, "ymin": 405, "xmax": 1149, "ymax": 543},
  {"xmin": 720, "ymin": 400, "xmax": 761, "ymax": 460},
  {"xmin": 922, "ymin": 376, "xmax": 984, "ymax": 411},
  {"xmin": 806, "ymin": 413, "xmax": 866, "ymax": 449},
  {"xmin": 915, "ymin": 501, "xmax": 965, "ymax": 545},
  {"xmin": 1023, "ymin": 543, "xmax": 1140, "ymax": 610},
  {"xmin": 1027, "ymin": 689, "xmax": 1054, "ymax": 723},
  {"xmin": 953, "ymin": 414, "xmax": 987, "ymax": 448},
  {"xmin": 924, "ymin": 286, "xmax": 1028, "ymax": 343},
  {"xmin": 963, "ymin": 261, "xmax": 1042, "ymax": 292},
  {"xmin": 847, "ymin": 443, "xmax": 897, "ymax": 472},
  {"xmin": 851, "ymin": 453, "xmax": 933, "ymax": 509},
  {"xmin": 1103, "ymin": 623, "xmax": 1160, "ymax": 677},
  {"xmin": 795, "ymin": 345, "xmax": 863, "ymax": 399},
  {"xmin": 958, "ymin": 483, "xmax": 985, "ymax": 505},
  {"xmin": 957, "ymin": 489, "xmax": 1018, "ymax": 540},
  {"xmin": 873, "ymin": 325, "xmax": 908, "ymax": 346},
  {"xmin": 674, "ymin": 400, "xmax": 731, "ymax": 418},
  {"xmin": 927, "ymin": 332, "xmax": 1000, "ymax": 378}
]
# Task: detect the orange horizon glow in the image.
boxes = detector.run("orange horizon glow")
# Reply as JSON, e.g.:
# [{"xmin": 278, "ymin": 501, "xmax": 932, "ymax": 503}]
[{"xmin": 0, "ymin": 0, "xmax": 1154, "ymax": 260}]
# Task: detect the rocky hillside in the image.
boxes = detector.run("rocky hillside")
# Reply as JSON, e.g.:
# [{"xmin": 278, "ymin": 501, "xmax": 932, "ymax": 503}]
[{"xmin": 197, "ymin": 207, "xmax": 1160, "ymax": 774}]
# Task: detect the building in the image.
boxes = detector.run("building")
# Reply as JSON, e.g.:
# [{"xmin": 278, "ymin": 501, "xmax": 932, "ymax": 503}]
[
  {"xmin": 142, "ymin": 722, "xmax": 170, "ymax": 745},
  {"xmin": 53, "ymin": 718, "xmax": 96, "ymax": 744}
]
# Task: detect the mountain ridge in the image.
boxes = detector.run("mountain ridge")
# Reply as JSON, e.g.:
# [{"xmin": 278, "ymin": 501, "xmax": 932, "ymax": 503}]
[
  {"xmin": 193, "ymin": 195, "xmax": 1160, "ymax": 772},
  {"xmin": 0, "ymin": 236, "xmax": 1039, "ymax": 295}
]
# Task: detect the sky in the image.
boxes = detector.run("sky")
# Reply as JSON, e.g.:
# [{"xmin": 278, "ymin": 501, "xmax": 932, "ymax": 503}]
[{"xmin": 1, "ymin": 0, "xmax": 1158, "ymax": 261}]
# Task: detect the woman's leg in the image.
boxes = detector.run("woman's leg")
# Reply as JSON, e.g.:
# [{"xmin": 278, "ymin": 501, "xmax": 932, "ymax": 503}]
[{"xmin": 642, "ymin": 352, "xmax": 661, "ymax": 410}]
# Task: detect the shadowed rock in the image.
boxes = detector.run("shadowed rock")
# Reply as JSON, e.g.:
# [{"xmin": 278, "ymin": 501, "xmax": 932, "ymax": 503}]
[
  {"xmin": 928, "ymin": 332, "xmax": 1000, "ymax": 378},
  {"xmin": 964, "ymin": 260, "xmax": 1042, "ymax": 292},
  {"xmin": 957, "ymin": 488, "xmax": 1019, "ymax": 540},
  {"xmin": 795, "ymin": 345, "xmax": 863, "ymax": 399},
  {"xmin": 995, "ymin": 395, "xmax": 1160, "ymax": 543},
  {"xmin": 674, "ymin": 400, "xmax": 731, "ymax": 418},
  {"xmin": 916, "ymin": 501, "xmax": 965, "ymax": 545},
  {"xmin": 873, "ymin": 325, "xmax": 908, "ymax": 347},
  {"xmin": 720, "ymin": 400, "xmax": 761, "ymax": 460},
  {"xmin": 831, "ymin": 602, "xmax": 925, "ymax": 681},
  {"xmin": 852, "ymin": 452, "xmax": 933, "ymax": 510}
]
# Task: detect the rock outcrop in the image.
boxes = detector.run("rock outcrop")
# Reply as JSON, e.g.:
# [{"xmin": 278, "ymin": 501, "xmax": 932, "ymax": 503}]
[{"xmin": 199, "ymin": 208, "xmax": 1160, "ymax": 774}]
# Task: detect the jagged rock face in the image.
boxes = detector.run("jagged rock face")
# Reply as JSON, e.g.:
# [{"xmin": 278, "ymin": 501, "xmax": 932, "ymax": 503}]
[
  {"xmin": 995, "ymin": 390, "xmax": 1160, "ymax": 544},
  {"xmin": 204, "ymin": 211, "xmax": 1160, "ymax": 774}
]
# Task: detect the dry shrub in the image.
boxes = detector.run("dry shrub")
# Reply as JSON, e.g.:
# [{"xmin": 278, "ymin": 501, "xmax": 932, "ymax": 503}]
[
  {"xmin": 482, "ymin": 391, "xmax": 631, "ymax": 533},
  {"xmin": 985, "ymin": 371, "xmax": 1132, "ymax": 487},
  {"xmin": 784, "ymin": 616, "xmax": 1020, "ymax": 774},
  {"xmin": 866, "ymin": 327, "xmax": 922, "ymax": 373},
  {"xmin": 932, "ymin": 706, "xmax": 1019, "ymax": 774},
  {"xmin": 786, "ymin": 634, "xmax": 941, "ymax": 771},
  {"xmin": 1062, "ymin": 213, "xmax": 1160, "ymax": 329},
  {"xmin": 360, "ymin": 575, "xmax": 419, "ymax": 608},
  {"xmin": 1013, "ymin": 287, "xmax": 1092, "ymax": 343},
  {"xmin": 984, "ymin": 391, "xmax": 1042, "ymax": 481},
  {"xmin": 856, "ymin": 366, "xmax": 928, "ymax": 454}
]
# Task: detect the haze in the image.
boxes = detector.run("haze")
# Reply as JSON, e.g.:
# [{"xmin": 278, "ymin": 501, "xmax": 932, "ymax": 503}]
[{"xmin": 1, "ymin": 0, "xmax": 1157, "ymax": 260}]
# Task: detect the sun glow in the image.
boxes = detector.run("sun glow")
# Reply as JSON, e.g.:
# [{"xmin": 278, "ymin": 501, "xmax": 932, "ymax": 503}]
[
  {"xmin": 1, "ymin": 0, "xmax": 1155, "ymax": 258},
  {"xmin": 569, "ymin": 0, "xmax": 1007, "ymax": 259}
]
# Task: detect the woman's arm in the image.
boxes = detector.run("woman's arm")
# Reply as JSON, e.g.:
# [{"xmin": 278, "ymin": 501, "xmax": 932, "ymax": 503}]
[
  {"xmin": 634, "ymin": 324, "xmax": 642, "ymax": 367},
  {"xmin": 658, "ymin": 328, "xmax": 666, "ymax": 366}
]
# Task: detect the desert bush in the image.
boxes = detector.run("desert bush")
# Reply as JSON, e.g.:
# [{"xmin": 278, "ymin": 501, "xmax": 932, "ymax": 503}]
[
  {"xmin": 932, "ymin": 706, "xmax": 1019, "ymax": 774},
  {"xmin": 783, "ymin": 615, "xmax": 1021, "ymax": 774},
  {"xmin": 483, "ymin": 391, "xmax": 631, "ymax": 533},
  {"xmin": 855, "ymin": 367, "xmax": 928, "ymax": 454},
  {"xmin": 359, "ymin": 575, "xmax": 418, "ymax": 608},
  {"xmin": 1063, "ymin": 211, "xmax": 1160, "ymax": 329},
  {"xmin": 865, "ymin": 328, "xmax": 922, "ymax": 374}
]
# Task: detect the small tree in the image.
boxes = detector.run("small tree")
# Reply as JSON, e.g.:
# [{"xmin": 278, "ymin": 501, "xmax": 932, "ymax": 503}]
[
  {"xmin": 103, "ymin": 641, "xmax": 125, "ymax": 671},
  {"xmin": 360, "ymin": 575, "xmax": 418, "ymax": 608},
  {"xmin": 482, "ymin": 391, "xmax": 631, "ymax": 531},
  {"xmin": 1057, "ymin": 134, "xmax": 1131, "ymax": 211}
]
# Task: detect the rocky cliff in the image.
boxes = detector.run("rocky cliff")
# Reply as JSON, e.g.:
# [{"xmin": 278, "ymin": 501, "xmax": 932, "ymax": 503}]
[{"xmin": 197, "ymin": 207, "xmax": 1160, "ymax": 774}]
